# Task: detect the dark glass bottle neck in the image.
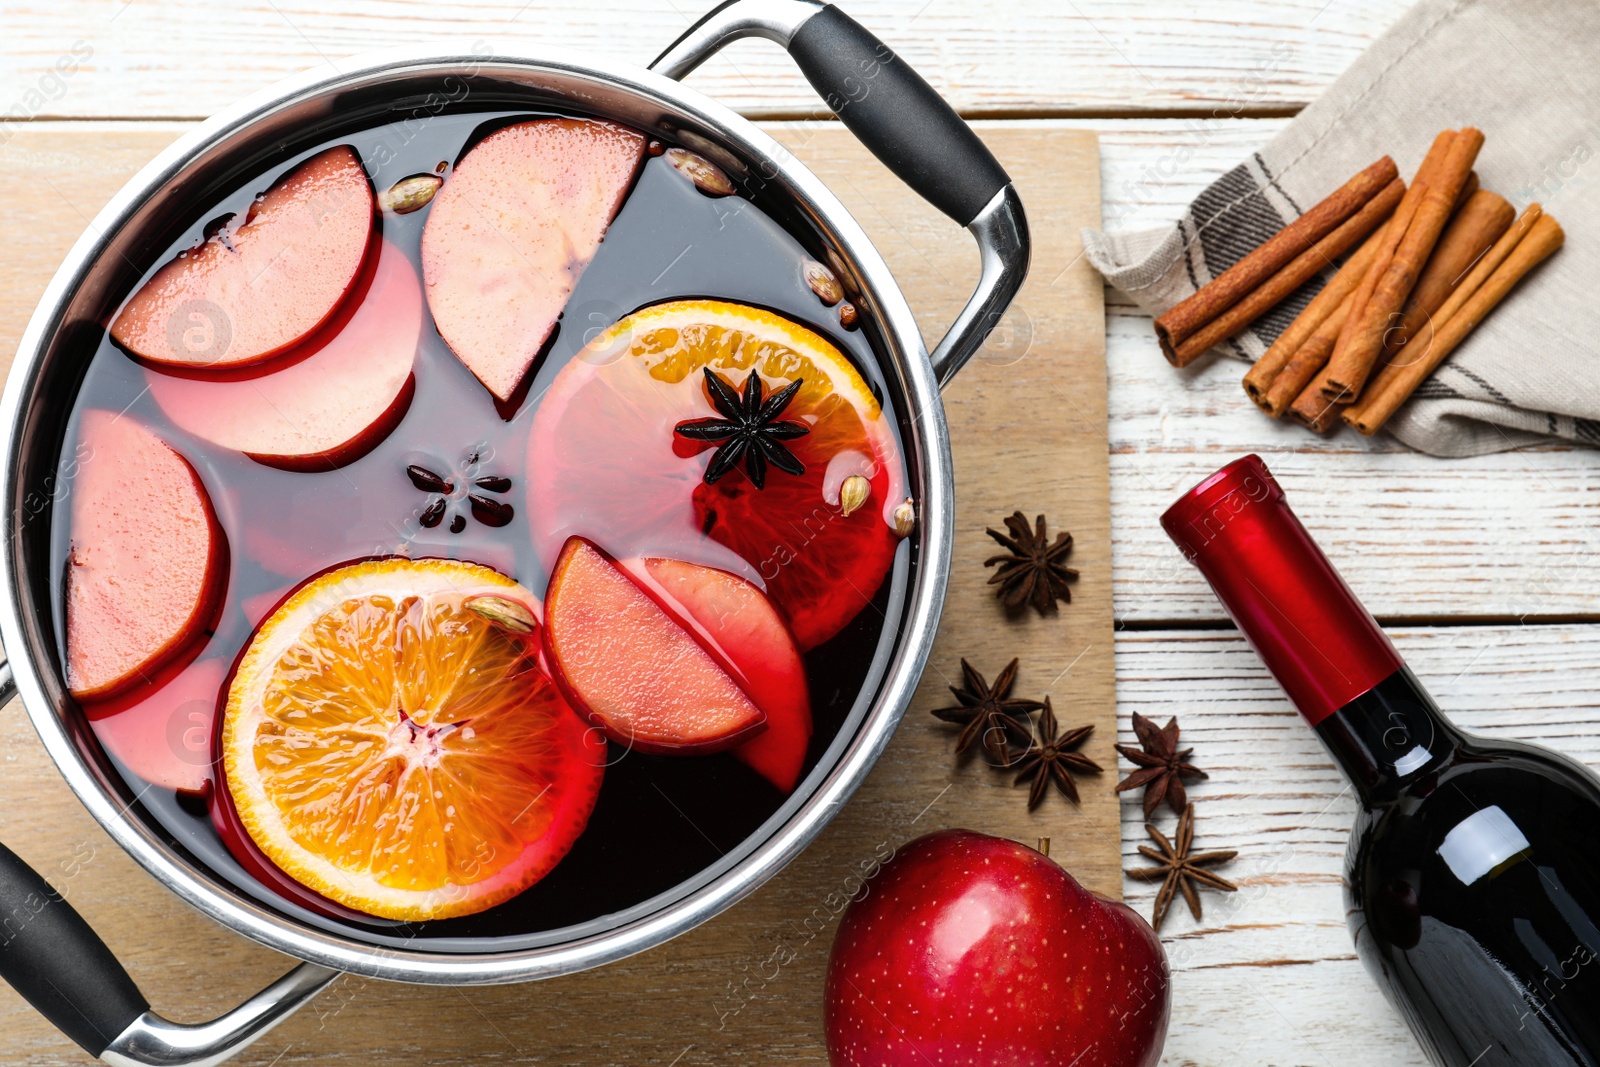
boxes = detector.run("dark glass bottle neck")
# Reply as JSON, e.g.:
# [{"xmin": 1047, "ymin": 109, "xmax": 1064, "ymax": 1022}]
[{"xmin": 1313, "ymin": 667, "xmax": 1464, "ymax": 805}]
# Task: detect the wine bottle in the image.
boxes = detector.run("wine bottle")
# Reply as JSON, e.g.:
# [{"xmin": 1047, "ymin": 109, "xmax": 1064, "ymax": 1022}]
[{"xmin": 1162, "ymin": 454, "xmax": 1600, "ymax": 1067}]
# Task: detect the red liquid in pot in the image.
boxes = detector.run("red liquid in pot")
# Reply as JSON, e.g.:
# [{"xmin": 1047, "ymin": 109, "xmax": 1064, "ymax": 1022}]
[{"xmin": 48, "ymin": 110, "xmax": 912, "ymax": 945}]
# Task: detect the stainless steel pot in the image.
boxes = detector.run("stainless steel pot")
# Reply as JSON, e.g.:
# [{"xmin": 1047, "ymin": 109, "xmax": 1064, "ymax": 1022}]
[{"xmin": 0, "ymin": 2, "xmax": 1028, "ymax": 1062}]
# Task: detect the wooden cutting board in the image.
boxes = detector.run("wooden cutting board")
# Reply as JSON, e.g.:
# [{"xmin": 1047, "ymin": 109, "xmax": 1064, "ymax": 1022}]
[{"xmin": 0, "ymin": 123, "xmax": 1109, "ymax": 1065}]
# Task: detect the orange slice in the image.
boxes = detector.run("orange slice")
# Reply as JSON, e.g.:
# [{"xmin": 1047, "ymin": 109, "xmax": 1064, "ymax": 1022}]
[
  {"xmin": 221, "ymin": 558, "xmax": 601, "ymax": 920},
  {"xmin": 527, "ymin": 299, "xmax": 908, "ymax": 650}
]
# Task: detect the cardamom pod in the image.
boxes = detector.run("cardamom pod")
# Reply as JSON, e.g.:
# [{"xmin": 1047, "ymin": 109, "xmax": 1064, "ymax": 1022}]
[
  {"xmin": 839, "ymin": 474, "xmax": 871, "ymax": 518},
  {"xmin": 466, "ymin": 595, "xmax": 537, "ymax": 635},
  {"xmin": 379, "ymin": 174, "xmax": 443, "ymax": 215}
]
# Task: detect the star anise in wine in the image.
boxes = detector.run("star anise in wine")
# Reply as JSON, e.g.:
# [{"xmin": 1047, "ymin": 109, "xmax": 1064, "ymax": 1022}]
[
  {"xmin": 674, "ymin": 368, "xmax": 809, "ymax": 489},
  {"xmin": 1011, "ymin": 697, "xmax": 1101, "ymax": 808},
  {"xmin": 1125, "ymin": 802, "xmax": 1237, "ymax": 931},
  {"xmin": 984, "ymin": 511, "xmax": 1078, "ymax": 615},
  {"xmin": 1114, "ymin": 712, "xmax": 1208, "ymax": 819},
  {"xmin": 931, "ymin": 658, "xmax": 1044, "ymax": 767},
  {"xmin": 406, "ymin": 455, "xmax": 514, "ymax": 534}
]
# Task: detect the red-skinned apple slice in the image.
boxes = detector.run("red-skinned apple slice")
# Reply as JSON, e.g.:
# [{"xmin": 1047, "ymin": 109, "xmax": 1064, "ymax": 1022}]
[
  {"xmin": 66, "ymin": 411, "xmax": 227, "ymax": 701},
  {"xmin": 544, "ymin": 537, "xmax": 766, "ymax": 754},
  {"xmin": 421, "ymin": 118, "xmax": 645, "ymax": 401},
  {"xmin": 112, "ymin": 145, "xmax": 376, "ymax": 370},
  {"xmin": 623, "ymin": 556, "xmax": 811, "ymax": 792},
  {"xmin": 86, "ymin": 657, "xmax": 225, "ymax": 793},
  {"xmin": 145, "ymin": 239, "xmax": 420, "ymax": 470}
]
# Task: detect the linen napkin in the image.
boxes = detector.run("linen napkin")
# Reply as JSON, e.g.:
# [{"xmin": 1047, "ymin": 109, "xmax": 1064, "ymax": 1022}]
[{"xmin": 1082, "ymin": 0, "xmax": 1600, "ymax": 456}]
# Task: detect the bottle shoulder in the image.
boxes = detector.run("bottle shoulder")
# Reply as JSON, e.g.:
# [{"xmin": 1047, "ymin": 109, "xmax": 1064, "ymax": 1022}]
[
  {"xmin": 1353, "ymin": 738, "xmax": 1600, "ymax": 850},
  {"xmin": 1342, "ymin": 736, "xmax": 1600, "ymax": 1060},
  {"xmin": 1347, "ymin": 737, "xmax": 1600, "ymax": 926}
]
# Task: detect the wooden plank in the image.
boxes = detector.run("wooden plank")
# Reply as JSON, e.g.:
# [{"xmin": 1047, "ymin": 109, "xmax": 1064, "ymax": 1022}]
[
  {"xmin": 1112, "ymin": 448, "xmax": 1600, "ymax": 625},
  {"xmin": 0, "ymin": 0, "xmax": 1408, "ymax": 121},
  {"xmin": 0, "ymin": 124, "xmax": 1115, "ymax": 1063},
  {"xmin": 1116, "ymin": 623, "xmax": 1600, "ymax": 1066}
]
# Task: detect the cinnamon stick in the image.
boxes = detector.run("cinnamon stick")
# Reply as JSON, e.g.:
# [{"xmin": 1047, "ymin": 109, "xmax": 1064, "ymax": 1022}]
[
  {"xmin": 1314, "ymin": 135, "xmax": 1456, "ymax": 401},
  {"xmin": 1243, "ymin": 212, "xmax": 1396, "ymax": 411},
  {"xmin": 1174, "ymin": 176, "xmax": 1404, "ymax": 365},
  {"xmin": 1287, "ymin": 380, "xmax": 1346, "ymax": 433},
  {"xmin": 1313, "ymin": 179, "xmax": 1428, "ymax": 407},
  {"xmin": 1284, "ymin": 174, "xmax": 1429, "ymax": 434},
  {"xmin": 1262, "ymin": 292, "xmax": 1355, "ymax": 416},
  {"xmin": 1307, "ymin": 135, "xmax": 1454, "ymax": 409},
  {"xmin": 1381, "ymin": 188, "xmax": 1514, "ymax": 360},
  {"xmin": 1322, "ymin": 129, "xmax": 1484, "ymax": 401},
  {"xmin": 1367, "ymin": 203, "xmax": 1541, "ymax": 383},
  {"xmin": 1345, "ymin": 207, "xmax": 1561, "ymax": 435},
  {"xmin": 1154, "ymin": 155, "xmax": 1400, "ymax": 366}
]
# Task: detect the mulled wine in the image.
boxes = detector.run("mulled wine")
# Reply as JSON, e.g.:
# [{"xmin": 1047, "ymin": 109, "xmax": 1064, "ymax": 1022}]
[{"xmin": 50, "ymin": 107, "xmax": 912, "ymax": 946}]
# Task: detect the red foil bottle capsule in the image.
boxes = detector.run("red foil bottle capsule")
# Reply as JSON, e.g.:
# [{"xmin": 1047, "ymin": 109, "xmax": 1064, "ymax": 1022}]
[{"xmin": 1160, "ymin": 454, "xmax": 1401, "ymax": 726}]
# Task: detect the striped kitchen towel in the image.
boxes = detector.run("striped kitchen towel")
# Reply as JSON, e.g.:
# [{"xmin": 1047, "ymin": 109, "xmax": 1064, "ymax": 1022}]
[{"xmin": 1081, "ymin": 0, "xmax": 1599, "ymax": 457}]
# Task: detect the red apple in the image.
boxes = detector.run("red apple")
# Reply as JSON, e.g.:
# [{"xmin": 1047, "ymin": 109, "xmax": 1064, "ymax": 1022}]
[
  {"xmin": 146, "ymin": 238, "xmax": 420, "ymax": 470},
  {"xmin": 420, "ymin": 118, "xmax": 645, "ymax": 401},
  {"xmin": 624, "ymin": 556, "xmax": 811, "ymax": 792},
  {"xmin": 66, "ymin": 410, "xmax": 228, "ymax": 701},
  {"xmin": 825, "ymin": 830, "xmax": 1169, "ymax": 1067},
  {"xmin": 112, "ymin": 145, "xmax": 375, "ymax": 370},
  {"xmin": 544, "ymin": 537, "xmax": 766, "ymax": 754}
]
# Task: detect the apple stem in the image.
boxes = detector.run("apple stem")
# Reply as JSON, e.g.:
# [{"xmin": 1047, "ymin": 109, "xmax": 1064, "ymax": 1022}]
[{"xmin": 1037, "ymin": 837, "xmax": 1050, "ymax": 857}]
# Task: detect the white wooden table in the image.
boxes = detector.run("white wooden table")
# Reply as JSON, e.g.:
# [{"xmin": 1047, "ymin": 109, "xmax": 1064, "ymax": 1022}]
[{"xmin": 7, "ymin": 3, "xmax": 1600, "ymax": 1064}]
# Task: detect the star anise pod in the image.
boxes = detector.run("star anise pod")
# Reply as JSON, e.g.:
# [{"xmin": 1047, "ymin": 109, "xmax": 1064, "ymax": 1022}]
[
  {"xmin": 984, "ymin": 511, "xmax": 1078, "ymax": 615},
  {"xmin": 1114, "ymin": 712, "xmax": 1208, "ymax": 819},
  {"xmin": 931, "ymin": 658, "xmax": 1044, "ymax": 767},
  {"xmin": 1011, "ymin": 697, "xmax": 1101, "ymax": 808},
  {"xmin": 674, "ymin": 368, "xmax": 809, "ymax": 489},
  {"xmin": 1125, "ymin": 802, "xmax": 1237, "ymax": 931}
]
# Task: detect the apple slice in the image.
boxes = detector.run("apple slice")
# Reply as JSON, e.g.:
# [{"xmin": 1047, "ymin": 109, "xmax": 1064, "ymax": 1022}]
[
  {"xmin": 420, "ymin": 118, "xmax": 645, "ymax": 401},
  {"xmin": 86, "ymin": 657, "xmax": 225, "ymax": 793},
  {"xmin": 112, "ymin": 145, "xmax": 375, "ymax": 370},
  {"xmin": 626, "ymin": 557, "xmax": 812, "ymax": 792},
  {"xmin": 66, "ymin": 411, "xmax": 227, "ymax": 701},
  {"xmin": 544, "ymin": 537, "xmax": 766, "ymax": 754},
  {"xmin": 146, "ymin": 239, "xmax": 420, "ymax": 471}
]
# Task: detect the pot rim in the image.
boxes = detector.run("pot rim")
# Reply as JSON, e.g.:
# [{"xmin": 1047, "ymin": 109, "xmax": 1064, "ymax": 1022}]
[{"xmin": 0, "ymin": 41, "xmax": 953, "ymax": 984}]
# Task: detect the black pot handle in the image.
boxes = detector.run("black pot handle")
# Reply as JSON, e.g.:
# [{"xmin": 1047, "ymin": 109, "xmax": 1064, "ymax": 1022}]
[
  {"xmin": 0, "ymin": 834, "xmax": 336, "ymax": 1066},
  {"xmin": 785, "ymin": 5, "xmax": 1009, "ymax": 227},
  {"xmin": 0, "ymin": 661, "xmax": 339, "ymax": 1064},
  {"xmin": 652, "ymin": 0, "xmax": 1030, "ymax": 385},
  {"xmin": 0, "ymin": 839, "xmax": 149, "ymax": 1057},
  {"xmin": 0, "ymin": 660, "xmax": 144, "ymax": 1056}
]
